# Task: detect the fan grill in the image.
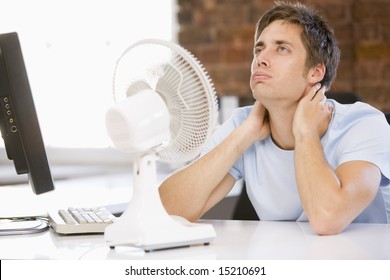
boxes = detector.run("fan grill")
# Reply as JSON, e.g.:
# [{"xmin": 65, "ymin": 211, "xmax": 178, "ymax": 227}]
[{"xmin": 113, "ymin": 39, "xmax": 218, "ymax": 163}]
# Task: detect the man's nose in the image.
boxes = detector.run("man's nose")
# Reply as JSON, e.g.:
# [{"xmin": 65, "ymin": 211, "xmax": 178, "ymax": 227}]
[{"xmin": 255, "ymin": 50, "xmax": 270, "ymax": 67}]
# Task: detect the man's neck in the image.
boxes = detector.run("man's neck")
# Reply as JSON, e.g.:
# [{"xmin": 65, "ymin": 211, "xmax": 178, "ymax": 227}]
[{"xmin": 268, "ymin": 106, "xmax": 296, "ymax": 150}]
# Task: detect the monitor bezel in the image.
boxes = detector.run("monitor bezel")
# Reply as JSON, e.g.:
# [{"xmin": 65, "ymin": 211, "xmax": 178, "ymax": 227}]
[{"xmin": 0, "ymin": 32, "xmax": 54, "ymax": 194}]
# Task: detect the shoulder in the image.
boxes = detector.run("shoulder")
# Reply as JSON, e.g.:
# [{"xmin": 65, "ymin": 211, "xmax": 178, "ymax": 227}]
[
  {"xmin": 328, "ymin": 100, "xmax": 390, "ymax": 143},
  {"xmin": 326, "ymin": 100, "xmax": 390, "ymax": 179},
  {"xmin": 329, "ymin": 100, "xmax": 389, "ymax": 131},
  {"xmin": 327, "ymin": 100, "xmax": 390, "ymax": 145},
  {"xmin": 201, "ymin": 105, "xmax": 253, "ymax": 156},
  {"xmin": 215, "ymin": 105, "xmax": 253, "ymax": 133},
  {"xmin": 216, "ymin": 105, "xmax": 253, "ymax": 136},
  {"xmin": 229, "ymin": 105, "xmax": 253, "ymax": 125}
]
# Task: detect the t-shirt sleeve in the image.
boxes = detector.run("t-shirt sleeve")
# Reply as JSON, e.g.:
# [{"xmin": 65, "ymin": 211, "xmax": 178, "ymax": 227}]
[{"xmin": 337, "ymin": 114, "xmax": 390, "ymax": 182}]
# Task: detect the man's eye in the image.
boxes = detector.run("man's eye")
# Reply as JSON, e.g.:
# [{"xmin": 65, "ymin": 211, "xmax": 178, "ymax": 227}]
[
  {"xmin": 277, "ymin": 46, "xmax": 289, "ymax": 53},
  {"xmin": 254, "ymin": 48, "xmax": 262, "ymax": 55}
]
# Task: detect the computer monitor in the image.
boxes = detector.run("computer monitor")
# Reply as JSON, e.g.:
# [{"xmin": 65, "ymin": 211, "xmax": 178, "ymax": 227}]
[{"xmin": 0, "ymin": 32, "xmax": 54, "ymax": 195}]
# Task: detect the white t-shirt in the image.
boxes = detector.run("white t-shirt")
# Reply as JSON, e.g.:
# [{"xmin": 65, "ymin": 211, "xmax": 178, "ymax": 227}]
[{"xmin": 202, "ymin": 100, "xmax": 390, "ymax": 223}]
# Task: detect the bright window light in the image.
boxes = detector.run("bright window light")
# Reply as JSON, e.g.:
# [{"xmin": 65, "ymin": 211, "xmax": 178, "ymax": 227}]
[{"xmin": 0, "ymin": 0, "xmax": 174, "ymax": 148}]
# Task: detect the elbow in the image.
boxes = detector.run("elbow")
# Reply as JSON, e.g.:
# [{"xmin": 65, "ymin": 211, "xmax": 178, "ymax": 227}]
[
  {"xmin": 309, "ymin": 211, "xmax": 349, "ymax": 236},
  {"xmin": 159, "ymin": 182, "xmax": 178, "ymax": 215},
  {"xmin": 311, "ymin": 221, "xmax": 344, "ymax": 236},
  {"xmin": 158, "ymin": 183, "xmax": 203, "ymax": 222}
]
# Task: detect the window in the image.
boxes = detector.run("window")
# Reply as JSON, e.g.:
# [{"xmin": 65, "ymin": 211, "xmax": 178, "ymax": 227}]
[{"xmin": 0, "ymin": 0, "xmax": 175, "ymax": 152}]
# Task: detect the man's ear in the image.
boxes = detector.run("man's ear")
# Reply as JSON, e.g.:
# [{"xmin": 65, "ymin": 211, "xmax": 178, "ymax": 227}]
[{"xmin": 308, "ymin": 64, "xmax": 326, "ymax": 85}]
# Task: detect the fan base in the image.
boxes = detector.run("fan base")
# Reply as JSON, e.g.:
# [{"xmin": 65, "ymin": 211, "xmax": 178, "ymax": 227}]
[
  {"xmin": 104, "ymin": 154, "xmax": 216, "ymax": 252},
  {"xmin": 105, "ymin": 216, "xmax": 216, "ymax": 252}
]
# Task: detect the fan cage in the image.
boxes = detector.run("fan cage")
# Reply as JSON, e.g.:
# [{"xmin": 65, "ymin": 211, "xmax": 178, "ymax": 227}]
[{"xmin": 112, "ymin": 39, "xmax": 218, "ymax": 163}]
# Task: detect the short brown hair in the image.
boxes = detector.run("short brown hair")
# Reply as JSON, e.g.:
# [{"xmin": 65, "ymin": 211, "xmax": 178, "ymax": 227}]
[{"xmin": 255, "ymin": 1, "xmax": 340, "ymax": 89}]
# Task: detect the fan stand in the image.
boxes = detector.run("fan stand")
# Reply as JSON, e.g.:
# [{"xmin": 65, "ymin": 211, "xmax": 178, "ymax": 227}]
[{"xmin": 104, "ymin": 154, "xmax": 216, "ymax": 252}]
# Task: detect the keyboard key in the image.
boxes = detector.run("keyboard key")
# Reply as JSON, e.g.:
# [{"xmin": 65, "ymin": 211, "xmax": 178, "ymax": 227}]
[
  {"xmin": 48, "ymin": 206, "xmax": 117, "ymax": 234},
  {"xmin": 58, "ymin": 209, "xmax": 77, "ymax": 225}
]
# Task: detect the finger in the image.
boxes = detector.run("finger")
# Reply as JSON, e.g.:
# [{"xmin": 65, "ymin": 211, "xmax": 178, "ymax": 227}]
[
  {"xmin": 257, "ymin": 102, "xmax": 269, "ymax": 122},
  {"xmin": 320, "ymin": 96, "xmax": 327, "ymax": 106},
  {"xmin": 310, "ymin": 84, "xmax": 325, "ymax": 101},
  {"xmin": 309, "ymin": 83, "xmax": 321, "ymax": 101},
  {"xmin": 327, "ymin": 103, "xmax": 334, "ymax": 121},
  {"xmin": 252, "ymin": 100, "xmax": 263, "ymax": 113}
]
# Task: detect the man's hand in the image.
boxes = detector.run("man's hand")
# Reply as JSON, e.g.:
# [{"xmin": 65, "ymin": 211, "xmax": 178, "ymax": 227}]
[
  {"xmin": 293, "ymin": 83, "xmax": 333, "ymax": 141},
  {"xmin": 241, "ymin": 101, "xmax": 271, "ymax": 144}
]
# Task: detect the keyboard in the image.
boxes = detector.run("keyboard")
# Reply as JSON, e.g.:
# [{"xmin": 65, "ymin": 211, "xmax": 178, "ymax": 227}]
[{"xmin": 48, "ymin": 207, "xmax": 117, "ymax": 234}]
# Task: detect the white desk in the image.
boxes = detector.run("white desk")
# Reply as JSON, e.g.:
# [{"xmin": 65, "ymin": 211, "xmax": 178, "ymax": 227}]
[
  {"xmin": 1, "ymin": 173, "xmax": 389, "ymax": 260},
  {"xmin": 0, "ymin": 220, "xmax": 389, "ymax": 260}
]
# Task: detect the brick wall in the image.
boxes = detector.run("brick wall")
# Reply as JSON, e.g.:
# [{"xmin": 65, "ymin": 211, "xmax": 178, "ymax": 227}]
[{"xmin": 176, "ymin": 0, "xmax": 390, "ymax": 113}]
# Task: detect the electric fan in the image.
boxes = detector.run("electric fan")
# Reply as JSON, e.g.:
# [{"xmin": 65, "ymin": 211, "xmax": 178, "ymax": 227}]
[{"xmin": 104, "ymin": 39, "xmax": 218, "ymax": 251}]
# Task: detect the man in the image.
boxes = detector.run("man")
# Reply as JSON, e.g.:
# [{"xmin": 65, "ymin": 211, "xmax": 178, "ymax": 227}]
[{"xmin": 159, "ymin": 1, "xmax": 390, "ymax": 235}]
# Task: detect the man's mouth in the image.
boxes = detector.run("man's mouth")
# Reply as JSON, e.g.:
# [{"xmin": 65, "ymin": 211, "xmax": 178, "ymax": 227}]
[{"xmin": 252, "ymin": 71, "xmax": 272, "ymax": 82}]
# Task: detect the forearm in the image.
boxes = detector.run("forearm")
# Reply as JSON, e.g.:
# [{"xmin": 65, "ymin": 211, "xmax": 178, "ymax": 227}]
[
  {"xmin": 294, "ymin": 134, "xmax": 345, "ymax": 234},
  {"xmin": 295, "ymin": 133, "xmax": 382, "ymax": 235},
  {"xmin": 159, "ymin": 126, "xmax": 255, "ymax": 221}
]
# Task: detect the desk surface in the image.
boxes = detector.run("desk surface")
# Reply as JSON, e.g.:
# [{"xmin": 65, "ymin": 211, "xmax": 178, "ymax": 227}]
[
  {"xmin": 1, "ymin": 174, "xmax": 389, "ymax": 260},
  {"xmin": 1, "ymin": 220, "xmax": 389, "ymax": 260}
]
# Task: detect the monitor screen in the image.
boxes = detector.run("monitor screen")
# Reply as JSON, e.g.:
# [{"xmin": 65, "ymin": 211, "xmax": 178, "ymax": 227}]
[{"xmin": 0, "ymin": 32, "xmax": 54, "ymax": 195}]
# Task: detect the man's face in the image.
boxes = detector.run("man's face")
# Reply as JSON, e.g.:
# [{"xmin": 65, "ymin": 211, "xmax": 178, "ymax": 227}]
[{"xmin": 250, "ymin": 20, "xmax": 312, "ymax": 107}]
